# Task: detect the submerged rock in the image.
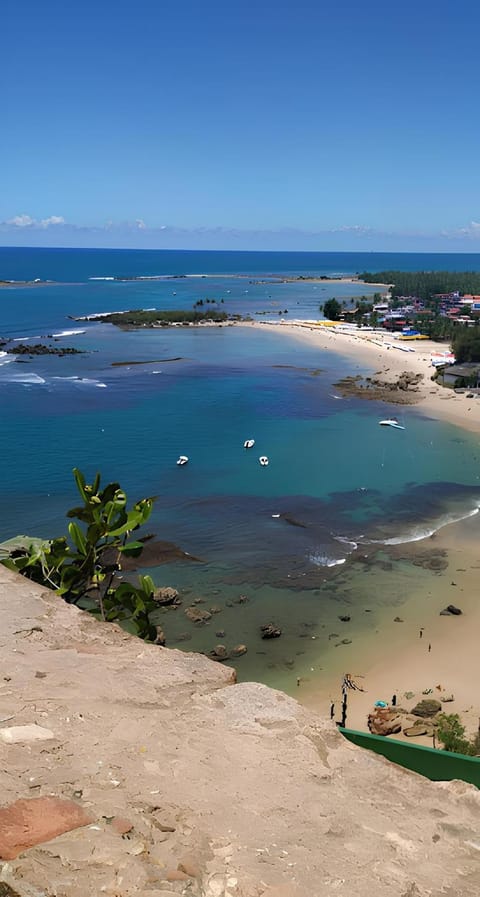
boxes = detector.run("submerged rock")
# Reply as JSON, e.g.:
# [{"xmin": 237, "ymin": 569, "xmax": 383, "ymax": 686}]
[
  {"xmin": 231, "ymin": 644, "xmax": 248, "ymax": 657},
  {"xmin": 153, "ymin": 587, "xmax": 180, "ymax": 606},
  {"xmin": 185, "ymin": 607, "xmax": 212, "ymax": 624},
  {"xmin": 260, "ymin": 624, "xmax": 282, "ymax": 640},
  {"xmin": 208, "ymin": 645, "xmax": 230, "ymax": 662}
]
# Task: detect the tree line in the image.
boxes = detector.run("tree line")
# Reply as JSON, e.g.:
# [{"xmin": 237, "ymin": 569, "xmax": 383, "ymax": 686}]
[{"xmin": 360, "ymin": 270, "xmax": 480, "ymax": 300}]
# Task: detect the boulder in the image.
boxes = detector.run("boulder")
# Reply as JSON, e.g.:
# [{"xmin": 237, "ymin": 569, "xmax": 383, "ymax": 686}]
[
  {"xmin": 185, "ymin": 607, "xmax": 212, "ymax": 624},
  {"xmin": 260, "ymin": 624, "xmax": 282, "ymax": 640},
  {"xmin": 209, "ymin": 605, "xmax": 223, "ymax": 615},
  {"xmin": 444, "ymin": 604, "xmax": 462, "ymax": 615},
  {"xmin": 411, "ymin": 699, "xmax": 441, "ymax": 718},
  {"xmin": 440, "ymin": 693, "xmax": 455, "ymax": 703},
  {"xmin": 367, "ymin": 708, "xmax": 402, "ymax": 737},
  {"xmin": 404, "ymin": 725, "xmax": 428, "ymax": 737},
  {"xmin": 153, "ymin": 587, "xmax": 180, "ymax": 606},
  {"xmin": 231, "ymin": 644, "xmax": 248, "ymax": 657},
  {"xmin": 208, "ymin": 645, "xmax": 230, "ymax": 662},
  {"xmin": 338, "ymin": 615, "xmax": 351, "ymax": 622}
]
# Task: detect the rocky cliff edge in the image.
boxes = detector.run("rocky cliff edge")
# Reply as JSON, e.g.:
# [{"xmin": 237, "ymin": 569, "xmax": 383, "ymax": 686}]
[{"xmin": 0, "ymin": 566, "xmax": 479, "ymax": 897}]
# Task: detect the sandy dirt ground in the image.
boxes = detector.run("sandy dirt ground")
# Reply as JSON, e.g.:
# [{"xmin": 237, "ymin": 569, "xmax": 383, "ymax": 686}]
[{"xmin": 1, "ymin": 566, "xmax": 479, "ymax": 897}]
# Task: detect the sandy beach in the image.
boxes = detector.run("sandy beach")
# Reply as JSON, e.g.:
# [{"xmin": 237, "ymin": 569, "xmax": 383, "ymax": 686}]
[
  {"xmin": 243, "ymin": 319, "xmax": 480, "ymax": 746},
  {"xmin": 248, "ymin": 319, "xmax": 480, "ymax": 434}
]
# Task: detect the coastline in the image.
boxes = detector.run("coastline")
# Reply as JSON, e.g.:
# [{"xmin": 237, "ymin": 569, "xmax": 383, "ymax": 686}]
[
  {"xmin": 244, "ymin": 319, "xmax": 480, "ymax": 435},
  {"xmin": 240, "ymin": 319, "xmax": 480, "ymax": 742}
]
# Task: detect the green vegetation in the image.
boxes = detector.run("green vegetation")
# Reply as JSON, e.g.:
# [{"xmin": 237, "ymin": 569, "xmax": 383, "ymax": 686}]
[
  {"xmin": 451, "ymin": 328, "xmax": 480, "ymax": 363},
  {"xmin": 436, "ymin": 713, "xmax": 480, "ymax": 756},
  {"xmin": 102, "ymin": 308, "xmax": 229, "ymax": 326},
  {"xmin": 322, "ymin": 298, "xmax": 342, "ymax": 320},
  {"xmin": 360, "ymin": 270, "xmax": 480, "ymax": 300},
  {"xmin": 0, "ymin": 469, "xmax": 161, "ymax": 642}
]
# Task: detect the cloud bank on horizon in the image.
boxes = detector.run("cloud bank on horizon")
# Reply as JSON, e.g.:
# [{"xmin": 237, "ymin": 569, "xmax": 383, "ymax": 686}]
[{"xmin": 2, "ymin": 213, "xmax": 480, "ymax": 252}]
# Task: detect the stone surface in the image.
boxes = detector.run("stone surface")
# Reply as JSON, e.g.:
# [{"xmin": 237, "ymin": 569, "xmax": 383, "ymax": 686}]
[
  {"xmin": 368, "ymin": 708, "xmax": 402, "ymax": 736},
  {"xmin": 0, "ymin": 566, "xmax": 478, "ymax": 896},
  {"xmin": 0, "ymin": 724, "xmax": 55, "ymax": 744},
  {"xmin": 440, "ymin": 604, "xmax": 463, "ymax": 615},
  {"xmin": 231, "ymin": 644, "xmax": 248, "ymax": 657},
  {"xmin": 185, "ymin": 606, "xmax": 212, "ymax": 623},
  {"xmin": 411, "ymin": 699, "xmax": 442, "ymax": 718},
  {"xmin": 153, "ymin": 587, "xmax": 180, "ymax": 606},
  {"xmin": 260, "ymin": 623, "xmax": 282, "ymax": 639},
  {"xmin": 0, "ymin": 797, "xmax": 93, "ymax": 860}
]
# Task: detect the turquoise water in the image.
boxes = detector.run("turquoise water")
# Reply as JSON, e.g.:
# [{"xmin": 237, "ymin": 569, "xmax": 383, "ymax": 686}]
[{"xmin": 1, "ymin": 248, "xmax": 480, "ymax": 686}]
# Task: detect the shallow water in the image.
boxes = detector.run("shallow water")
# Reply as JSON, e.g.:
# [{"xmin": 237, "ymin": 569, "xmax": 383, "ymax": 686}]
[{"xmin": 1, "ymin": 248, "xmax": 480, "ymax": 688}]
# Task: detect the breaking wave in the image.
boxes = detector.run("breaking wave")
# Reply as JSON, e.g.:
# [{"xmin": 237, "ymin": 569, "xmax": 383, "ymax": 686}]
[
  {"xmin": 309, "ymin": 553, "xmax": 347, "ymax": 568},
  {"xmin": 365, "ymin": 504, "xmax": 480, "ymax": 546}
]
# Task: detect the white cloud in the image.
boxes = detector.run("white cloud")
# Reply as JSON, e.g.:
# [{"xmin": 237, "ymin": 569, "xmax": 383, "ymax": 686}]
[
  {"xmin": 39, "ymin": 215, "xmax": 65, "ymax": 228},
  {"xmin": 5, "ymin": 213, "xmax": 65, "ymax": 229},
  {"xmin": 7, "ymin": 214, "xmax": 35, "ymax": 227}
]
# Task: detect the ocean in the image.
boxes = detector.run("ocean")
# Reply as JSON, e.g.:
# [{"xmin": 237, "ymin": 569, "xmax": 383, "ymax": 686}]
[{"xmin": 1, "ymin": 247, "xmax": 480, "ymax": 691}]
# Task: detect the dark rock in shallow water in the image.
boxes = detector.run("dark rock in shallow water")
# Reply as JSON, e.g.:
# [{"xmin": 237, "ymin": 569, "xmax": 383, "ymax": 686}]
[
  {"xmin": 260, "ymin": 623, "xmax": 282, "ymax": 640},
  {"xmin": 153, "ymin": 587, "xmax": 180, "ymax": 606},
  {"xmin": 208, "ymin": 645, "xmax": 230, "ymax": 662},
  {"xmin": 185, "ymin": 607, "xmax": 212, "ymax": 624},
  {"xmin": 215, "ymin": 630, "xmax": 226, "ymax": 638},
  {"xmin": 338, "ymin": 615, "xmax": 351, "ymax": 622},
  {"xmin": 106, "ymin": 538, "xmax": 203, "ymax": 569},
  {"xmin": 393, "ymin": 617, "xmax": 404, "ymax": 623}
]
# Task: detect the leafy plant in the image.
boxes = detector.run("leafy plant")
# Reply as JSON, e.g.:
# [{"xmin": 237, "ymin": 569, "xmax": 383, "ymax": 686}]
[
  {"xmin": 436, "ymin": 713, "xmax": 475, "ymax": 755},
  {"xmin": 1, "ymin": 469, "xmax": 160, "ymax": 641}
]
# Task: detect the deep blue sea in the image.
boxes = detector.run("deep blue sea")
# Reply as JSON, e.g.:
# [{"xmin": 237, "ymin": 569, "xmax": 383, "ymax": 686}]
[{"xmin": 1, "ymin": 247, "xmax": 480, "ymax": 689}]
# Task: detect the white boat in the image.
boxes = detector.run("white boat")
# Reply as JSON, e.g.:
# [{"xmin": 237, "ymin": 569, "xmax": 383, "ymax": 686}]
[
  {"xmin": 177, "ymin": 455, "xmax": 189, "ymax": 466},
  {"xmin": 379, "ymin": 419, "xmax": 405, "ymax": 430},
  {"xmin": 259, "ymin": 456, "xmax": 269, "ymax": 466},
  {"xmin": 244, "ymin": 439, "xmax": 255, "ymax": 449}
]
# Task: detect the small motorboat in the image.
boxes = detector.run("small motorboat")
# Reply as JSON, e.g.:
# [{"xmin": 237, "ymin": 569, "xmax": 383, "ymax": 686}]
[
  {"xmin": 259, "ymin": 456, "xmax": 269, "ymax": 466},
  {"xmin": 244, "ymin": 439, "xmax": 255, "ymax": 449},
  {"xmin": 176, "ymin": 455, "xmax": 189, "ymax": 466},
  {"xmin": 379, "ymin": 419, "xmax": 405, "ymax": 430}
]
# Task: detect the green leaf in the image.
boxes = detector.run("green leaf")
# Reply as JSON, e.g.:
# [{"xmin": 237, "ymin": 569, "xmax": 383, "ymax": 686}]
[
  {"xmin": 119, "ymin": 540, "xmax": 144, "ymax": 557},
  {"xmin": 68, "ymin": 522, "xmax": 87, "ymax": 554},
  {"xmin": 72, "ymin": 468, "xmax": 87, "ymax": 502}
]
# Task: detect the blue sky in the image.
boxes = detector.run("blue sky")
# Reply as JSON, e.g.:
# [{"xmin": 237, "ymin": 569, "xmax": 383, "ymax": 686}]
[{"xmin": 3, "ymin": 0, "xmax": 480, "ymax": 250}]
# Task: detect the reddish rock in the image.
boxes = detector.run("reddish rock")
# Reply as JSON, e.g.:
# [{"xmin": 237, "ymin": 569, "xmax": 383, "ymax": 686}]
[
  {"xmin": 0, "ymin": 797, "xmax": 93, "ymax": 860},
  {"xmin": 111, "ymin": 816, "xmax": 134, "ymax": 835},
  {"xmin": 367, "ymin": 708, "xmax": 402, "ymax": 737}
]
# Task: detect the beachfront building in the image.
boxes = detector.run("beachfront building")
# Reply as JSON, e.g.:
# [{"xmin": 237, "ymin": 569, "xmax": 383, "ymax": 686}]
[{"xmin": 439, "ymin": 362, "xmax": 480, "ymax": 388}]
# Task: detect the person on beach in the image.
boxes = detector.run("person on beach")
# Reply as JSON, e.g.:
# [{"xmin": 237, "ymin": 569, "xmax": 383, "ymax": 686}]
[
  {"xmin": 330, "ymin": 702, "xmax": 335, "ymax": 720},
  {"xmin": 391, "ymin": 694, "xmax": 397, "ymax": 707}
]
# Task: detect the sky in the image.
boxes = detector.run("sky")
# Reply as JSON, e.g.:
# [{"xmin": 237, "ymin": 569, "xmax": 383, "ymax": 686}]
[{"xmin": 2, "ymin": 0, "xmax": 480, "ymax": 251}]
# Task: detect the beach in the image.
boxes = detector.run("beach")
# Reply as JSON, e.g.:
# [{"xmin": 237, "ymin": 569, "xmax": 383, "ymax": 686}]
[
  {"xmin": 243, "ymin": 319, "xmax": 480, "ymax": 744},
  {"xmin": 249, "ymin": 319, "xmax": 480, "ymax": 434}
]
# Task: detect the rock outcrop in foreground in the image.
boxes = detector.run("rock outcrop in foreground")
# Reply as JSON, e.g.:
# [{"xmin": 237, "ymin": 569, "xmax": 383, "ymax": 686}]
[{"xmin": 0, "ymin": 567, "xmax": 479, "ymax": 897}]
